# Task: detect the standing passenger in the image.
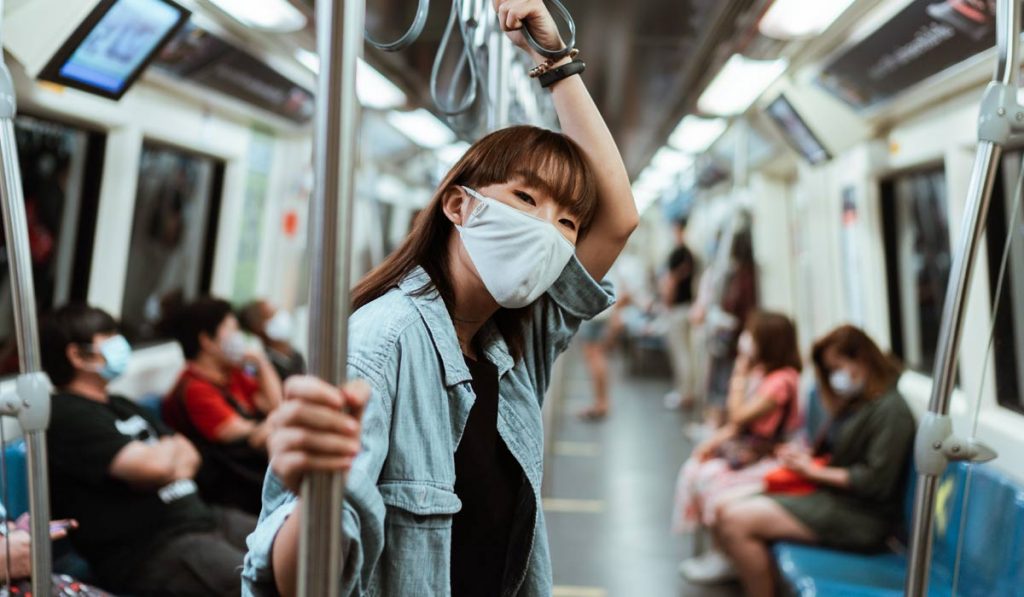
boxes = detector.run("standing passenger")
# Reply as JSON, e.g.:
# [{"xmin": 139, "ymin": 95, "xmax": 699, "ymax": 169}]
[
  {"xmin": 241, "ymin": 1, "xmax": 639, "ymax": 594},
  {"xmin": 162, "ymin": 297, "xmax": 283, "ymax": 515},
  {"xmin": 661, "ymin": 218, "xmax": 698, "ymax": 410},
  {"xmin": 40, "ymin": 304, "xmax": 257, "ymax": 596}
]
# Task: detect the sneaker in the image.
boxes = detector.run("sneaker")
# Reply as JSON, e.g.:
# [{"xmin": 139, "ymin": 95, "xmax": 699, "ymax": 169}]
[
  {"xmin": 664, "ymin": 391, "xmax": 683, "ymax": 410},
  {"xmin": 679, "ymin": 549, "xmax": 738, "ymax": 584}
]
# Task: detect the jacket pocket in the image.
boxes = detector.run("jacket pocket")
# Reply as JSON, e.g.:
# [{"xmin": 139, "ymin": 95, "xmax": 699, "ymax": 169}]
[{"xmin": 377, "ymin": 483, "xmax": 462, "ymax": 594}]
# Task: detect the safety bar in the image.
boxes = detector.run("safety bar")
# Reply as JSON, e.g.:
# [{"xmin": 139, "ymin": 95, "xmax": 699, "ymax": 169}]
[
  {"xmin": 297, "ymin": 0, "xmax": 364, "ymax": 594},
  {"xmin": 0, "ymin": 40, "xmax": 53, "ymax": 597},
  {"xmin": 905, "ymin": 0, "xmax": 1021, "ymax": 594}
]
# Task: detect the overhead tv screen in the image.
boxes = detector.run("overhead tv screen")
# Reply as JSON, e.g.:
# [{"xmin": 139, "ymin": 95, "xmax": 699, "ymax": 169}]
[
  {"xmin": 39, "ymin": 0, "xmax": 189, "ymax": 100},
  {"xmin": 764, "ymin": 95, "xmax": 831, "ymax": 166}
]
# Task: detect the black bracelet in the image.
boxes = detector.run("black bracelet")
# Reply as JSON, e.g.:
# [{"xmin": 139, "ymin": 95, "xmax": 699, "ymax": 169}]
[{"xmin": 539, "ymin": 60, "xmax": 586, "ymax": 89}]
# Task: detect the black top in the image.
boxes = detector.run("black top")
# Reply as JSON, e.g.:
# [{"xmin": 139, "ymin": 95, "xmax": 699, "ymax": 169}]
[
  {"xmin": 668, "ymin": 245, "xmax": 696, "ymax": 305},
  {"xmin": 47, "ymin": 392, "xmax": 215, "ymax": 589},
  {"xmin": 450, "ymin": 356, "xmax": 524, "ymax": 597}
]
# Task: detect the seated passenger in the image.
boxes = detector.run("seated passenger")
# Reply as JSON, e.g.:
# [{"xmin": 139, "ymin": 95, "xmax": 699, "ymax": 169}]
[
  {"xmin": 674, "ymin": 312, "xmax": 801, "ymax": 576},
  {"xmin": 238, "ymin": 300, "xmax": 306, "ymax": 382},
  {"xmin": 0, "ymin": 510, "xmax": 110, "ymax": 596},
  {"xmin": 162, "ymin": 297, "xmax": 283, "ymax": 514},
  {"xmin": 40, "ymin": 304, "xmax": 257, "ymax": 596},
  {"xmin": 710, "ymin": 325, "xmax": 915, "ymax": 597}
]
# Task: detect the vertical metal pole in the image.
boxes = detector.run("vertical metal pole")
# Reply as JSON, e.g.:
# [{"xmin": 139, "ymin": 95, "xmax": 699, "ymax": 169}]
[
  {"xmin": 0, "ymin": 62, "xmax": 52, "ymax": 597},
  {"xmin": 905, "ymin": 2, "xmax": 1019, "ymax": 594},
  {"xmin": 298, "ymin": 0, "xmax": 363, "ymax": 594},
  {"xmin": 487, "ymin": 28, "xmax": 512, "ymax": 131},
  {"xmin": 905, "ymin": 142, "xmax": 1001, "ymax": 596}
]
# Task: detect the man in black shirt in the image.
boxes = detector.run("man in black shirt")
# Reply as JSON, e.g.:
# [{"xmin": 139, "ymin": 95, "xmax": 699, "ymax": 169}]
[
  {"xmin": 40, "ymin": 304, "xmax": 256, "ymax": 596},
  {"xmin": 661, "ymin": 219, "xmax": 699, "ymax": 410}
]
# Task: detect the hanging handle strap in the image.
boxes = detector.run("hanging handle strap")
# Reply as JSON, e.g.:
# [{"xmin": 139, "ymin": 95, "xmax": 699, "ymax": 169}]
[
  {"xmin": 365, "ymin": 0, "xmax": 431, "ymax": 52},
  {"xmin": 522, "ymin": 0, "xmax": 575, "ymax": 60}
]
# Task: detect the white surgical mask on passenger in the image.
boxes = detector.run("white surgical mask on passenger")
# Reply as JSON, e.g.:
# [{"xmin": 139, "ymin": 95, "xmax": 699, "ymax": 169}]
[
  {"xmin": 456, "ymin": 186, "xmax": 575, "ymax": 309},
  {"xmin": 93, "ymin": 335, "xmax": 132, "ymax": 381},
  {"xmin": 265, "ymin": 310, "xmax": 294, "ymax": 343},
  {"xmin": 738, "ymin": 331, "xmax": 755, "ymax": 359},
  {"xmin": 221, "ymin": 332, "xmax": 247, "ymax": 364},
  {"xmin": 829, "ymin": 369, "xmax": 863, "ymax": 398}
]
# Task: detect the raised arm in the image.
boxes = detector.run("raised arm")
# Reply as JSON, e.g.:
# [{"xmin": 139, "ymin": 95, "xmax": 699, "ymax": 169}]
[{"xmin": 495, "ymin": 0, "xmax": 639, "ymax": 282}]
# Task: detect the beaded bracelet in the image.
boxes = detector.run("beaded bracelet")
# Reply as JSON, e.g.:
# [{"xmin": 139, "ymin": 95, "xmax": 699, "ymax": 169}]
[{"xmin": 528, "ymin": 48, "xmax": 580, "ymax": 79}]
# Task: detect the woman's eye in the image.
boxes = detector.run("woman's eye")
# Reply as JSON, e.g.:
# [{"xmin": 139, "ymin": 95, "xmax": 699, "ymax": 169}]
[
  {"xmin": 514, "ymin": 191, "xmax": 536, "ymax": 206},
  {"xmin": 560, "ymin": 219, "xmax": 577, "ymax": 231}
]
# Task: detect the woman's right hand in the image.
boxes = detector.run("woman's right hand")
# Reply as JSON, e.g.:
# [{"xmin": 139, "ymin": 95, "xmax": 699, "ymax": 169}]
[{"xmin": 268, "ymin": 376, "xmax": 370, "ymax": 494}]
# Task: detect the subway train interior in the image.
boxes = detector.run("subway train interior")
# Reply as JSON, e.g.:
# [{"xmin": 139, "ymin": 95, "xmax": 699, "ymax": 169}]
[{"xmin": 0, "ymin": 0, "xmax": 1022, "ymax": 595}]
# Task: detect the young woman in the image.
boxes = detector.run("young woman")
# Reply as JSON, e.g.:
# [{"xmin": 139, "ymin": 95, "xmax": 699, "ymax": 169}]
[
  {"xmin": 713, "ymin": 326, "xmax": 915, "ymax": 597},
  {"xmin": 241, "ymin": 1, "xmax": 638, "ymax": 595},
  {"xmin": 674, "ymin": 312, "xmax": 802, "ymax": 581}
]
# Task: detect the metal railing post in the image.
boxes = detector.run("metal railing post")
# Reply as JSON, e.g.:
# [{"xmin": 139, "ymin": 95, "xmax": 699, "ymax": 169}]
[
  {"xmin": 298, "ymin": 0, "xmax": 364, "ymax": 594},
  {"xmin": 905, "ymin": 0, "xmax": 1020, "ymax": 594},
  {"xmin": 0, "ymin": 23, "xmax": 52, "ymax": 596}
]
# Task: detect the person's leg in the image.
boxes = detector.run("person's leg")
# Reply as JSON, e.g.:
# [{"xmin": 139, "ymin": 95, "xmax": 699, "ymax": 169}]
[
  {"xmin": 663, "ymin": 306, "xmax": 689, "ymax": 405},
  {"xmin": 131, "ymin": 531, "xmax": 246, "ymax": 597},
  {"xmin": 579, "ymin": 340, "xmax": 609, "ymax": 418},
  {"xmin": 212, "ymin": 505, "xmax": 259, "ymax": 550},
  {"xmin": 716, "ymin": 496, "xmax": 816, "ymax": 597}
]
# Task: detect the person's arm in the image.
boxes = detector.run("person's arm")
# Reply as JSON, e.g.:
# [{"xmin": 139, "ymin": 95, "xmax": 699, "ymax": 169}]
[
  {"xmin": 694, "ymin": 423, "xmax": 739, "ymax": 460},
  {"xmin": 248, "ymin": 352, "xmax": 284, "ymax": 414},
  {"xmin": 725, "ymin": 357, "xmax": 752, "ymax": 418},
  {"xmin": 211, "ymin": 415, "xmax": 273, "ymax": 450},
  {"xmin": 0, "ymin": 531, "xmax": 32, "ymax": 580},
  {"xmin": 109, "ymin": 437, "xmax": 181, "ymax": 488},
  {"xmin": 495, "ymin": 0, "xmax": 638, "ymax": 282},
  {"xmin": 171, "ymin": 434, "xmax": 201, "ymax": 480}
]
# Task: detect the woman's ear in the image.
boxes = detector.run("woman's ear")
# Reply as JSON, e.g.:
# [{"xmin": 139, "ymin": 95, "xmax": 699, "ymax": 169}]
[
  {"xmin": 65, "ymin": 344, "xmax": 88, "ymax": 371},
  {"xmin": 441, "ymin": 187, "xmax": 467, "ymax": 226}
]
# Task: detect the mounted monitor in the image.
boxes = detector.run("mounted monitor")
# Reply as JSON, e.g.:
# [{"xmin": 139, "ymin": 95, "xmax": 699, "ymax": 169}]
[
  {"xmin": 764, "ymin": 95, "xmax": 831, "ymax": 166},
  {"xmin": 38, "ymin": 0, "xmax": 190, "ymax": 100}
]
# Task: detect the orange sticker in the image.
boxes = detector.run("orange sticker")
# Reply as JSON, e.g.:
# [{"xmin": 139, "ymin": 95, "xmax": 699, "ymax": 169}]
[{"xmin": 283, "ymin": 211, "xmax": 298, "ymax": 237}]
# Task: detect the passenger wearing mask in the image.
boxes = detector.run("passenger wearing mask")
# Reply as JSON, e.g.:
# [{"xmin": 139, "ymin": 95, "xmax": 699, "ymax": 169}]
[
  {"xmin": 40, "ymin": 304, "xmax": 257, "ymax": 596},
  {"xmin": 674, "ymin": 312, "xmax": 802, "ymax": 579},
  {"xmin": 238, "ymin": 300, "xmax": 306, "ymax": 382},
  {"xmin": 661, "ymin": 218, "xmax": 698, "ymax": 410},
  {"xmin": 162, "ymin": 297, "xmax": 283, "ymax": 515},
  {"xmin": 710, "ymin": 326, "xmax": 915, "ymax": 596},
  {"xmin": 242, "ymin": 1, "xmax": 639, "ymax": 594}
]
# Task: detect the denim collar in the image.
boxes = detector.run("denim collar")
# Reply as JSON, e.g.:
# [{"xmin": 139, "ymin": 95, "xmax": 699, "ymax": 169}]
[{"xmin": 398, "ymin": 267, "xmax": 515, "ymax": 387}]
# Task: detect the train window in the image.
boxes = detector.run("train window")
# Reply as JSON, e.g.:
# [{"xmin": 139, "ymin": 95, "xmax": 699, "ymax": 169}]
[
  {"xmin": 120, "ymin": 143, "xmax": 224, "ymax": 344},
  {"xmin": 880, "ymin": 167, "xmax": 951, "ymax": 373},
  {"xmin": 0, "ymin": 115, "xmax": 104, "ymax": 375},
  {"xmin": 986, "ymin": 150, "xmax": 1024, "ymax": 414}
]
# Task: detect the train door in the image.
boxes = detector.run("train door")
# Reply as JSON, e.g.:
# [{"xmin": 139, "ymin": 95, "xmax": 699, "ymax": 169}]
[
  {"xmin": 118, "ymin": 142, "xmax": 225, "ymax": 345},
  {"xmin": 880, "ymin": 166, "xmax": 951, "ymax": 374}
]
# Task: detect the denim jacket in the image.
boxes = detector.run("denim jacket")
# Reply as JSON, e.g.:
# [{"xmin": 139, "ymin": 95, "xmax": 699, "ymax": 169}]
[{"xmin": 242, "ymin": 256, "xmax": 614, "ymax": 596}]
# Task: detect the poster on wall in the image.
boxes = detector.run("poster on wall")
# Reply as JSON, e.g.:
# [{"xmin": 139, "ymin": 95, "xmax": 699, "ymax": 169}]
[
  {"xmin": 817, "ymin": 0, "xmax": 998, "ymax": 110},
  {"xmin": 840, "ymin": 187, "xmax": 866, "ymax": 325}
]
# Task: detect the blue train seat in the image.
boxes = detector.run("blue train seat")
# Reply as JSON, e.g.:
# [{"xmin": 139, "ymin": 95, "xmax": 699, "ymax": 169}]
[
  {"xmin": 137, "ymin": 393, "xmax": 164, "ymax": 422},
  {"xmin": 773, "ymin": 462, "xmax": 1024, "ymax": 596},
  {"xmin": 0, "ymin": 439, "xmax": 29, "ymax": 519}
]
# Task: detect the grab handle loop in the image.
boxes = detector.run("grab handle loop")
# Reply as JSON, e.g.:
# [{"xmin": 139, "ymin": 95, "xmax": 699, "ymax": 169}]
[
  {"xmin": 365, "ymin": 0, "xmax": 430, "ymax": 52},
  {"xmin": 521, "ymin": 0, "xmax": 575, "ymax": 60}
]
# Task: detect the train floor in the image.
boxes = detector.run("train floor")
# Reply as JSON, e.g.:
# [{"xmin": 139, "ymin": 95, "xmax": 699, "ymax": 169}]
[{"xmin": 543, "ymin": 347, "xmax": 743, "ymax": 597}]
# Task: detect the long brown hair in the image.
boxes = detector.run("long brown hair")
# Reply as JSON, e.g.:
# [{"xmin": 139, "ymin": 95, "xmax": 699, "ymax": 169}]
[
  {"xmin": 812, "ymin": 325, "xmax": 902, "ymax": 411},
  {"xmin": 351, "ymin": 126, "xmax": 597, "ymax": 359},
  {"xmin": 747, "ymin": 311, "xmax": 802, "ymax": 374}
]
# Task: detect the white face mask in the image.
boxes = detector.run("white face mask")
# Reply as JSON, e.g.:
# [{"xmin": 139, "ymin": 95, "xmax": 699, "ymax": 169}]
[
  {"xmin": 829, "ymin": 369, "xmax": 864, "ymax": 399},
  {"xmin": 738, "ymin": 331, "xmax": 756, "ymax": 359},
  {"xmin": 221, "ymin": 332, "xmax": 247, "ymax": 365},
  {"xmin": 456, "ymin": 186, "xmax": 575, "ymax": 309},
  {"xmin": 265, "ymin": 310, "xmax": 294, "ymax": 343}
]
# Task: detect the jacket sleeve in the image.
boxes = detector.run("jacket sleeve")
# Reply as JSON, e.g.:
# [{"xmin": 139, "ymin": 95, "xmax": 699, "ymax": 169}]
[
  {"xmin": 845, "ymin": 395, "xmax": 916, "ymax": 502},
  {"xmin": 522, "ymin": 255, "xmax": 616, "ymax": 398},
  {"xmin": 241, "ymin": 362, "xmax": 392, "ymax": 596}
]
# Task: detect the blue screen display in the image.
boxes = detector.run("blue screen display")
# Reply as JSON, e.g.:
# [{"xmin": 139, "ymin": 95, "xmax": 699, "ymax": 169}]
[{"xmin": 58, "ymin": 0, "xmax": 182, "ymax": 94}]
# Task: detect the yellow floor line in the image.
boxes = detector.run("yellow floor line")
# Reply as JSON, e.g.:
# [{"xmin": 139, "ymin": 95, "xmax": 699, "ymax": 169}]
[
  {"xmin": 542, "ymin": 498, "xmax": 605, "ymax": 513},
  {"xmin": 553, "ymin": 441, "xmax": 600, "ymax": 457},
  {"xmin": 552, "ymin": 586, "xmax": 607, "ymax": 597}
]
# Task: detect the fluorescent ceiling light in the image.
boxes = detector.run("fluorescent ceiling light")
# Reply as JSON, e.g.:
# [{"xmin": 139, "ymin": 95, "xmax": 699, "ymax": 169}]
[
  {"xmin": 386, "ymin": 109, "xmax": 455, "ymax": 149},
  {"xmin": 207, "ymin": 0, "xmax": 307, "ymax": 32},
  {"xmin": 668, "ymin": 116, "xmax": 728, "ymax": 154},
  {"xmin": 697, "ymin": 54, "xmax": 787, "ymax": 116},
  {"xmin": 759, "ymin": 0, "xmax": 856, "ymax": 40},
  {"xmin": 650, "ymin": 147, "xmax": 693, "ymax": 173},
  {"xmin": 295, "ymin": 50, "xmax": 407, "ymax": 110}
]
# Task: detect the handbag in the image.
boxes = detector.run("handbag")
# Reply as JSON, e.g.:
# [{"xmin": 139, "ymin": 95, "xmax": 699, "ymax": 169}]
[{"xmin": 764, "ymin": 456, "xmax": 830, "ymax": 495}]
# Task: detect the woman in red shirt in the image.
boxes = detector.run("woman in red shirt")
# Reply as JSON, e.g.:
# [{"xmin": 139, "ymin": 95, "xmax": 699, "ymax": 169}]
[{"xmin": 162, "ymin": 297, "xmax": 283, "ymax": 514}]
